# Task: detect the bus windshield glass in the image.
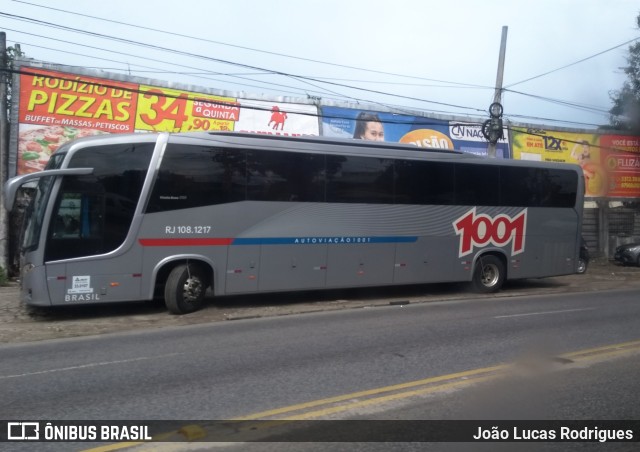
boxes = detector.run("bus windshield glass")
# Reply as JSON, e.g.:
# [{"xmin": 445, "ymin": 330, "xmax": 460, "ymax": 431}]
[
  {"xmin": 22, "ymin": 175, "xmax": 56, "ymax": 253},
  {"xmin": 21, "ymin": 152, "xmax": 66, "ymax": 253},
  {"xmin": 44, "ymin": 143, "xmax": 155, "ymax": 262}
]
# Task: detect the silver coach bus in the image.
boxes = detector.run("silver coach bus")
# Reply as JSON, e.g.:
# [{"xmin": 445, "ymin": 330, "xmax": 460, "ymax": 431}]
[{"xmin": 4, "ymin": 131, "xmax": 584, "ymax": 314}]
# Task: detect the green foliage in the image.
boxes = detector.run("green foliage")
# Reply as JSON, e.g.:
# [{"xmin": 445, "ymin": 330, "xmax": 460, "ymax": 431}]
[
  {"xmin": 6, "ymin": 44, "xmax": 25, "ymax": 65},
  {"xmin": 5, "ymin": 44, "xmax": 25, "ymax": 110},
  {"xmin": 609, "ymin": 14, "xmax": 640, "ymax": 131},
  {"xmin": 0, "ymin": 265, "xmax": 8, "ymax": 287}
]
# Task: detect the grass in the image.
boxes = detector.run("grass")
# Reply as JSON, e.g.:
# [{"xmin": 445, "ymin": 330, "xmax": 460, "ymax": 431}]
[{"xmin": 0, "ymin": 266, "xmax": 8, "ymax": 286}]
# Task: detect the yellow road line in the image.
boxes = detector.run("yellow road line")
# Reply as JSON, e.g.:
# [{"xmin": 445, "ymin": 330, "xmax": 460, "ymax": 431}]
[
  {"xmin": 234, "ymin": 364, "xmax": 507, "ymax": 420},
  {"xmin": 82, "ymin": 339, "xmax": 640, "ymax": 450},
  {"xmin": 82, "ymin": 431, "xmax": 176, "ymax": 452},
  {"xmin": 82, "ymin": 442, "xmax": 143, "ymax": 452},
  {"xmin": 235, "ymin": 339, "xmax": 640, "ymax": 422},
  {"xmin": 279, "ymin": 374, "xmax": 498, "ymax": 421},
  {"xmin": 564, "ymin": 339, "xmax": 640, "ymax": 360}
]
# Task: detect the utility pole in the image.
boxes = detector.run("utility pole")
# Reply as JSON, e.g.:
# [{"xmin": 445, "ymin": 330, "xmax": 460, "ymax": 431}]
[
  {"xmin": 486, "ymin": 26, "xmax": 508, "ymax": 158},
  {"xmin": 0, "ymin": 32, "xmax": 8, "ymax": 274}
]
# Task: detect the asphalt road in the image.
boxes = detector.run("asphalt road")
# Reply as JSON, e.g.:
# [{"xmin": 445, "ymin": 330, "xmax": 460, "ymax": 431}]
[
  {"xmin": 219, "ymin": 353, "xmax": 640, "ymax": 452},
  {"xmin": 2, "ymin": 260, "xmax": 640, "ymax": 451},
  {"xmin": 1, "ymin": 258, "xmax": 640, "ymax": 344},
  {"xmin": 2, "ymin": 286, "xmax": 640, "ymax": 452},
  {"xmin": 3, "ymin": 288, "xmax": 640, "ymax": 418}
]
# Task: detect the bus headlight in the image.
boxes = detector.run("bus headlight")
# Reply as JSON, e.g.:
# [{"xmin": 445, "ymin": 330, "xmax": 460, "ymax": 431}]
[{"xmin": 21, "ymin": 263, "xmax": 35, "ymax": 279}]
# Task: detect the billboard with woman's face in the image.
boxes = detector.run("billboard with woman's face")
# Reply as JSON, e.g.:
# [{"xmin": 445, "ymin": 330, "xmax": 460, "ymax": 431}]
[{"xmin": 320, "ymin": 106, "xmax": 510, "ymax": 158}]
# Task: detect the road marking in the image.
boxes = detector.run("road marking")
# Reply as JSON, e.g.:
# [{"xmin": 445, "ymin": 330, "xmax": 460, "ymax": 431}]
[
  {"xmin": 494, "ymin": 307, "xmax": 596, "ymax": 318},
  {"xmin": 564, "ymin": 339, "xmax": 640, "ymax": 361},
  {"xmin": 234, "ymin": 364, "xmax": 507, "ymax": 420},
  {"xmin": 0, "ymin": 353, "xmax": 180, "ymax": 380},
  {"xmin": 235, "ymin": 338, "xmax": 640, "ymax": 422},
  {"xmin": 81, "ymin": 339, "xmax": 640, "ymax": 450}
]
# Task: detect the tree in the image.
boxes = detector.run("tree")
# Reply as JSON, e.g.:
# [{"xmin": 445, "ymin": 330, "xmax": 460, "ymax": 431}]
[
  {"xmin": 5, "ymin": 44, "xmax": 25, "ymax": 115},
  {"xmin": 609, "ymin": 13, "xmax": 640, "ymax": 131},
  {"xmin": 2, "ymin": 42, "xmax": 26, "ymax": 277}
]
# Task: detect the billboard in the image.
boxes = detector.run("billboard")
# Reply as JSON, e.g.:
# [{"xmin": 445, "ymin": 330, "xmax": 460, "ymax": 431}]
[
  {"xmin": 11, "ymin": 64, "xmax": 640, "ymax": 200},
  {"xmin": 320, "ymin": 106, "xmax": 510, "ymax": 158},
  {"xmin": 512, "ymin": 127, "xmax": 640, "ymax": 198},
  {"xmin": 600, "ymin": 134, "xmax": 640, "ymax": 198},
  {"xmin": 13, "ymin": 67, "xmax": 320, "ymax": 175}
]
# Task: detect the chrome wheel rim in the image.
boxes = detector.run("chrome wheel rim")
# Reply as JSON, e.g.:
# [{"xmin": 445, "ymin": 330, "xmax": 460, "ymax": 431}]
[
  {"xmin": 182, "ymin": 277, "xmax": 203, "ymax": 304},
  {"xmin": 481, "ymin": 263, "xmax": 500, "ymax": 287}
]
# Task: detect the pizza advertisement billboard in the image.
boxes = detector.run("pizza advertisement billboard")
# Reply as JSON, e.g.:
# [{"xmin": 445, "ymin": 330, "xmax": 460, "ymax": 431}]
[{"xmin": 16, "ymin": 68, "xmax": 138, "ymax": 174}]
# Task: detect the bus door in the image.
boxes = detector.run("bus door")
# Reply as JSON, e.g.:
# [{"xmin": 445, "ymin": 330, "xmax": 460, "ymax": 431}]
[
  {"xmin": 45, "ymin": 188, "xmax": 106, "ymax": 304},
  {"xmin": 46, "ymin": 184, "xmax": 147, "ymax": 304}
]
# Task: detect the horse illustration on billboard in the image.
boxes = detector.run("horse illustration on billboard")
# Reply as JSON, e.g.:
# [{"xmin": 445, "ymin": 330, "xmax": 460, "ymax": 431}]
[{"xmin": 269, "ymin": 106, "xmax": 288, "ymax": 130}]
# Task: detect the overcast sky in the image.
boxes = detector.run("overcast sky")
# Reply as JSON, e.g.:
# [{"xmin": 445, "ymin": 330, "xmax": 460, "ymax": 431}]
[{"xmin": 2, "ymin": 0, "xmax": 639, "ymax": 129}]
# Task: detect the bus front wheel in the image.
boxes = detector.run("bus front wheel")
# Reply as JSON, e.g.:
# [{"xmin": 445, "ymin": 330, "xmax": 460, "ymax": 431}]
[
  {"xmin": 471, "ymin": 255, "xmax": 505, "ymax": 293},
  {"xmin": 165, "ymin": 264, "xmax": 207, "ymax": 314}
]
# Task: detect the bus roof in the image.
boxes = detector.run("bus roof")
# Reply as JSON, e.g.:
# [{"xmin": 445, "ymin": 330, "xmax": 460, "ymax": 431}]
[
  {"xmin": 51, "ymin": 131, "xmax": 581, "ymax": 173},
  {"xmin": 202, "ymin": 131, "xmax": 466, "ymax": 155}
]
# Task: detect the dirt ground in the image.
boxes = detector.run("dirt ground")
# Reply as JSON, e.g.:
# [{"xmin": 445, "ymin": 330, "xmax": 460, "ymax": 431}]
[{"xmin": 1, "ymin": 257, "xmax": 640, "ymax": 344}]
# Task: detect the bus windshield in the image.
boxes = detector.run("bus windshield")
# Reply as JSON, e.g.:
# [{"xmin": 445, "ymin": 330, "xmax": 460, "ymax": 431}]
[
  {"xmin": 21, "ymin": 153, "xmax": 66, "ymax": 253},
  {"xmin": 22, "ymin": 175, "xmax": 56, "ymax": 253}
]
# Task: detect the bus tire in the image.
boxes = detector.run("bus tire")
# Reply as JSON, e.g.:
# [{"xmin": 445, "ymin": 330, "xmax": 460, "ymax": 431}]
[
  {"xmin": 577, "ymin": 257, "xmax": 588, "ymax": 274},
  {"xmin": 164, "ymin": 264, "xmax": 207, "ymax": 314},
  {"xmin": 471, "ymin": 255, "xmax": 505, "ymax": 293}
]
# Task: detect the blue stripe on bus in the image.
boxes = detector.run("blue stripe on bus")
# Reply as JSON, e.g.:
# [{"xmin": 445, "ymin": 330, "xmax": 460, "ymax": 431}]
[{"xmin": 231, "ymin": 236, "xmax": 418, "ymax": 245}]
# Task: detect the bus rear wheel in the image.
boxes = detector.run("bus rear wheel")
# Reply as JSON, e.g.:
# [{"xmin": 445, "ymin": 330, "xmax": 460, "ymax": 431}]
[
  {"xmin": 471, "ymin": 255, "xmax": 505, "ymax": 293},
  {"xmin": 164, "ymin": 264, "xmax": 207, "ymax": 314}
]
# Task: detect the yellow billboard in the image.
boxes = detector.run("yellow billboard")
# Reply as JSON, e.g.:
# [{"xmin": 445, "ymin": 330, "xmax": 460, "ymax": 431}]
[{"xmin": 512, "ymin": 128, "xmax": 606, "ymax": 197}]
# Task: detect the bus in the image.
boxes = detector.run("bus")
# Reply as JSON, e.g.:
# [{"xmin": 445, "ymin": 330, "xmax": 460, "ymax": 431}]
[{"xmin": 4, "ymin": 131, "xmax": 584, "ymax": 314}]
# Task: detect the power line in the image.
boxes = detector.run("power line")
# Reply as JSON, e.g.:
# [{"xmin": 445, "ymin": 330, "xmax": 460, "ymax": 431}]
[
  {"xmin": 6, "ymin": 37, "xmax": 612, "ymax": 129},
  {"xmin": 7, "ymin": 31, "xmax": 619, "ymax": 128},
  {"xmin": 3, "ymin": 66, "xmax": 485, "ymax": 129},
  {"xmin": 0, "ymin": 13, "xmax": 486, "ymax": 113},
  {"xmin": 504, "ymin": 88, "xmax": 612, "ymax": 115},
  {"xmin": 505, "ymin": 37, "xmax": 640, "ymax": 88},
  {"xmin": 504, "ymin": 112, "xmax": 605, "ymax": 128},
  {"xmin": 2, "ymin": 30, "xmax": 350, "ymax": 100},
  {"xmin": 4, "ymin": 34, "xmax": 490, "ymax": 122},
  {"xmin": 5, "ymin": 65, "xmax": 635, "ymax": 154},
  {"xmin": 0, "ymin": 9, "xmax": 625, "ymax": 126},
  {"xmin": 10, "ymin": 0, "xmax": 485, "ymax": 89},
  {"xmin": 283, "ymin": 76, "xmax": 492, "ymax": 89},
  {"xmin": 3, "ymin": 61, "xmax": 609, "ymax": 131},
  {"xmin": 7, "ymin": 34, "xmax": 486, "ymax": 119}
]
